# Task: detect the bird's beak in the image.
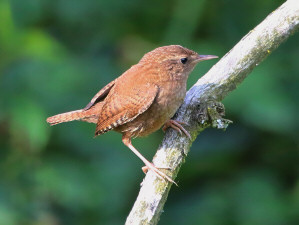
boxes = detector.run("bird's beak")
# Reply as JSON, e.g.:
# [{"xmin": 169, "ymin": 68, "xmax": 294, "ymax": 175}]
[{"xmin": 194, "ymin": 54, "xmax": 218, "ymax": 63}]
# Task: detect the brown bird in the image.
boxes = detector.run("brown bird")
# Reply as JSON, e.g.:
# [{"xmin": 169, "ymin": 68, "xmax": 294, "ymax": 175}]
[{"xmin": 47, "ymin": 45, "xmax": 217, "ymax": 183}]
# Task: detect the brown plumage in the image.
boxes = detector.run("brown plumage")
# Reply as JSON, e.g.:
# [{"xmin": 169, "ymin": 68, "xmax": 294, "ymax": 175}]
[{"xmin": 47, "ymin": 45, "xmax": 217, "ymax": 183}]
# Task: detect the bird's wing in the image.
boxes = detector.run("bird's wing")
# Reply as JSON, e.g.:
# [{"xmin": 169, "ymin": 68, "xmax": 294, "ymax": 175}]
[
  {"xmin": 95, "ymin": 84, "xmax": 159, "ymax": 136},
  {"xmin": 83, "ymin": 78, "xmax": 117, "ymax": 110}
]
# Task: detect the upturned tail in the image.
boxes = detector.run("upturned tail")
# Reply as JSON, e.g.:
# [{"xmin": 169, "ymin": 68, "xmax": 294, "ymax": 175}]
[{"xmin": 47, "ymin": 109, "xmax": 98, "ymax": 126}]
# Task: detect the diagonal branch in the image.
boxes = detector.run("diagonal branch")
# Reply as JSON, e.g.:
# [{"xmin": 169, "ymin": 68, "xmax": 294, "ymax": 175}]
[{"xmin": 126, "ymin": 0, "xmax": 299, "ymax": 224}]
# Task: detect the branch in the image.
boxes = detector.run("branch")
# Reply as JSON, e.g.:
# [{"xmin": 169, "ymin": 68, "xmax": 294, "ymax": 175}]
[{"xmin": 126, "ymin": 1, "xmax": 299, "ymax": 224}]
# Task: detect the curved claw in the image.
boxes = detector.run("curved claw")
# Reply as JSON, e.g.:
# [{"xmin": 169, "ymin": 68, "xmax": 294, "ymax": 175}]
[
  {"xmin": 142, "ymin": 164, "xmax": 177, "ymax": 185},
  {"xmin": 163, "ymin": 120, "xmax": 191, "ymax": 140}
]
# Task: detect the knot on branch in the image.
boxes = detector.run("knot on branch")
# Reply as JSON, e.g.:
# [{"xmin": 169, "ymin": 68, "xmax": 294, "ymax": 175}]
[{"xmin": 193, "ymin": 100, "xmax": 233, "ymax": 130}]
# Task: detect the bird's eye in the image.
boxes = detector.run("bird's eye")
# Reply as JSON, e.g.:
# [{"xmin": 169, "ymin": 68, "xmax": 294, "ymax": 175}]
[{"xmin": 180, "ymin": 57, "xmax": 188, "ymax": 64}]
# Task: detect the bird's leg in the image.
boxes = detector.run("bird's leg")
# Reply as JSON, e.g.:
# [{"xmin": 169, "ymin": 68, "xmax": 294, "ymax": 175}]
[
  {"xmin": 163, "ymin": 119, "xmax": 191, "ymax": 140},
  {"xmin": 122, "ymin": 136, "xmax": 176, "ymax": 184}
]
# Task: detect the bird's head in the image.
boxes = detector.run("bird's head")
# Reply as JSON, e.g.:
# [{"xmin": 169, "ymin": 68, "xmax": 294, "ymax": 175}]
[{"xmin": 139, "ymin": 45, "xmax": 218, "ymax": 80}]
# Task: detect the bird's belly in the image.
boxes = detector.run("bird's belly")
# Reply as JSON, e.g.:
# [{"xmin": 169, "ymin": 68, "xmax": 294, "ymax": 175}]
[{"xmin": 116, "ymin": 81, "xmax": 186, "ymax": 138}]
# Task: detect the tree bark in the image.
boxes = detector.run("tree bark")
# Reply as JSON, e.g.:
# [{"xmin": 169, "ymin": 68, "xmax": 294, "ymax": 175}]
[{"xmin": 126, "ymin": 0, "xmax": 299, "ymax": 224}]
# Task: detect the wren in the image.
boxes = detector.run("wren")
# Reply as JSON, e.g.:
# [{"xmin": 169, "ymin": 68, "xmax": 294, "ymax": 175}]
[{"xmin": 47, "ymin": 45, "xmax": 217, "ymax": 183}]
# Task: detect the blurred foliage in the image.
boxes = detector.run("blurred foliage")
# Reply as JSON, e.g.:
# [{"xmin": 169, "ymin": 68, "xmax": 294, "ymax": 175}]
[{"xmin": 0, "ymin": 0, "xmax": 298, "ymax": 224}]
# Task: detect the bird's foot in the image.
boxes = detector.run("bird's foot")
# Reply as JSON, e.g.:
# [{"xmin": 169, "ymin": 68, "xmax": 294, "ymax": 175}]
[
  {"xmin": 163, "ymin": 119, "xmax": 191, "ymax": 140},
  {"xmin": 142, "ymin": 163, "xmax": 177, "ymax": 186},
  {"xmin": 122, "ymin": 136, "xmax": 177, "ymax": 185},
  {"xmin": 142, "ymin": 165, "xmax": 171, "ymax": 174}
]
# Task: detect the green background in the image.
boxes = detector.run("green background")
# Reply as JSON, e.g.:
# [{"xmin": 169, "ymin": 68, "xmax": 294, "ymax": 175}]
[{"xmin": 0, "ymin": 0, "xmax": 298, "ymax": 224}]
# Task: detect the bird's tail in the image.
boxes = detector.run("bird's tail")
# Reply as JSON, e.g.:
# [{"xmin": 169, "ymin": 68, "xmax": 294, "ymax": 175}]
[{"xmin": 47, "ymin": 109, "xmax": 95, "ymax": 126}]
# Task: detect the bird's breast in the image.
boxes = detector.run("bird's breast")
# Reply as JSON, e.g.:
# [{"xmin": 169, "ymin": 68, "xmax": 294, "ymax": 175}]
[{"xmin": 156, "ymin": 79, "xmax": 187, "ymax": 115}]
